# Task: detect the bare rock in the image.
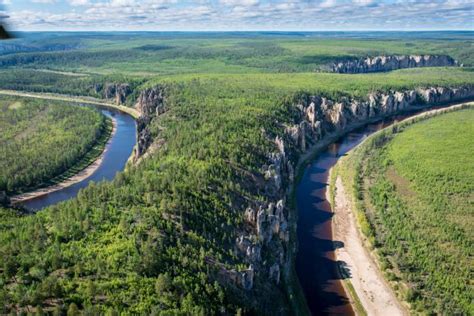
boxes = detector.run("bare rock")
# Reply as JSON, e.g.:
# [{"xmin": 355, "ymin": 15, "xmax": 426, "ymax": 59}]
[
  {"xmin": 135, "ymin": 87, "xmax": 166, "ymax": 116},
  {"xmin": 256, "ymin": 206, "xmax": 266, "ymax": 239},
  {"xmin": 299, "ymin": 121, "xmax": 307, "ymax": 151},
  {"xmin": 245, "ymin": 207, "xmax": 256, "ymax": 224},
  {"xmin": 306, "ymin": 102, "xmax": 317, "ymax": 127},
  {"xmin": 104, "ymin": 83, "xmax": 131, "ymax": 105},
  {"xmin": 134, "ymin": 86, "xmax": 167, "ymax": 160},
  {"xmin": 275, "ymin": 136, "xmax": 285, "ymax": 157},
  {"xmin": 329, "ymin": 55, "xmax": 457, "ymax": 74},
  {"xmin": 241, "ymin": 265, "xmax": 255, "ymax": 290},
  {"xmin": 269, "ymin": 263, "xmax": 280, "ymax": 284},
  {"xmin": 287, "ymin": 161, "xmax": 295, "ymax": 184},
  {"xmin": 264, "ymin": 153, "xmax": 283, "ymax": 191}
]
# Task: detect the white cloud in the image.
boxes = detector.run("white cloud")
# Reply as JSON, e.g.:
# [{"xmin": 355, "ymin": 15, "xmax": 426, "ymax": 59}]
[
  {"xmin": 220, "ymin": 0, "xmax": 259, "ymax": 6},
  {"xmin": 3, "ymin": 0, "xmax": 473, "ymax": 31},
  {"xmin": 353, "ymin": 0, "xmax": 374, "ymax": 4},
  {"xmin": 68, "ymin": 0, "xmax": 90, "ymax": 6},
  {"xmin": 31, "ymin": 0, "xmax": 57, "ymax": 3},
  {"xmin": 319, "ymin": 0, "xmax": 338, "ymax": 8}
]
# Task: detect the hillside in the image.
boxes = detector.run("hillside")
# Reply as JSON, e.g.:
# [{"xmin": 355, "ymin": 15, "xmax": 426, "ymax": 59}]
[{"xmin": 0, "ymin": 33, "xmax": 473, "ymax": 314}]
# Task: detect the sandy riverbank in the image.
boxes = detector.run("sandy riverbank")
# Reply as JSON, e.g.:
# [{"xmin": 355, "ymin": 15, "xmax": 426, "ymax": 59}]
[
  {"xmin": 10, "ymin": 118, "xmax": 117, "ymax": 204},
  {"xmin": 329, "ymin": 102, "xmax": 473, "ymax": 315},
  {"xmin": 332, "ymin": 177, "xmax": 406, "ymax": 316}
]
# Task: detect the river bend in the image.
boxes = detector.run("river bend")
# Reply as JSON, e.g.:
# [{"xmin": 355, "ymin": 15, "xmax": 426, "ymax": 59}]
[
  {"xmin": 20, "ymin": 107, "xmax": 136, "ymax": 210},
  {"xmin": 295, "ymin": 105, "xmax": 454, "ymax": 315}
]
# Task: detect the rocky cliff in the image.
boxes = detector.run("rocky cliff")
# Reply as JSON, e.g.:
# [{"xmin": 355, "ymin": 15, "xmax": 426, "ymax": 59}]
[
  {"xmin": 329, "ymin": 55, "xmax": 457, "ymax": 73},
  {"xmin": 134, "ymin": 86, "xmax": 166, "ymax": 160},
  {"xmin": 103, "ymin": 83, "xmax": 132, "ymax": 105},
  {"xmin": 231, "ymin": 85, "xmax": 473, "ymax": 293},
  {"xmin": 127, "ymin": 83, "xmax": 473, "ymax": 297}
]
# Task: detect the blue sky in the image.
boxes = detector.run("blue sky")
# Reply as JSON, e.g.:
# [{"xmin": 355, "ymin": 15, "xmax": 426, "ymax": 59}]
[{"xmin": 0, "ymin": 0, "xmax": 473, "ymax": 31}]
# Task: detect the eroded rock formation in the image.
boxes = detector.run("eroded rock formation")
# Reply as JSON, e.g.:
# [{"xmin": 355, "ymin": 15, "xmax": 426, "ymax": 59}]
[
  {"xmin": 134, "ymin": 86, "xmax": 166, "ymax": 160},
  {"xmin": 104, "ymin": 83, "xmax": 132, "ymax": 105},
  {"xmin": 329, "ymin": 55, "xmax": 457, "ymax": 74},
  {"xmin": 233, "ymin": 84, "xmax": 473, "ymax": 291}
]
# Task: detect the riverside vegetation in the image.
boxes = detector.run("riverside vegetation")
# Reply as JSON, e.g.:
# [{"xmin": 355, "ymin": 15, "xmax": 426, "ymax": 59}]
[
  {"xmin": 0, "ymin": 32, "xmax": 473, "ymax": 314},
  {"xmin": 0, "ymin": 96, "xmax": 110, "ymax": 196},
  {"xmin": 334, "ymin": 107, "xmax": 473, "ymax": 315}
]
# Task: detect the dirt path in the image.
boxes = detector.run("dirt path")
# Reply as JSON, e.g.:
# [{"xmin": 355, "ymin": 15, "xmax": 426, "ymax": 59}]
[
  {"xmin": 332, "ymin": 177, "xmax": 406, "ymax": 316},
  {"xmin": 10, "ymin": 118, "xmax": 117, "ymax": 204}
]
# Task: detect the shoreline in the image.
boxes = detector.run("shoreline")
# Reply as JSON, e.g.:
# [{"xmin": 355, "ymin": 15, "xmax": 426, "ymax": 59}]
[
  {"xmin": 0, "ymin": 89, "xmax": 141, "ymax": 119},
  {"xmin": 284, "ymin": 103, "xmax": 460, "ymax": 315},
  {"xmin": 288, "ymin": 100, "xmax": 473, "ymax": 315},
  {"xmin": 328, "ymin": 103, "xmax": 472, "ymax": 315},
  {"xmin": 10, "ymin": 117, "xmax": 117, "ymax": 204},
  {"xmin": 331, "ymin": 177, "xmax": 406, "ymax": 316}
]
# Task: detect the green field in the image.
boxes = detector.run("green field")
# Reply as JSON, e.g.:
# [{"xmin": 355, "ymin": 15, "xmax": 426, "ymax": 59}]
[
  {"xmin": 0, "ymin": 96, "xmax": 109, "ymax": 195},
  {"xmin": 340, "ymin": 108, "xmax": 473, "ymax": 314},
  {"xmin": 0, "ymin": 32, "xmax": 473, "ymax": 314}
]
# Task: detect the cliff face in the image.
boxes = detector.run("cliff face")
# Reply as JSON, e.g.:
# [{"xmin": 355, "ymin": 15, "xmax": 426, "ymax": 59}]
[
  {"xmin": 231, "ymin": 85, "xmax": 473, "ymax": 294},
  {"xmin": 104, "ymin": 83, "xmax": 132, "ymax": 105},
  {"xmin": 329, "ymin": 55, "xmax": 457, "ymax": 74},
  {"xmin": 127, "ymin": 84, "xmax": 473, "ymax": 301},
  {"xmin": 134, "ymin": 86, "xmax": 166, "ymax": 160}
]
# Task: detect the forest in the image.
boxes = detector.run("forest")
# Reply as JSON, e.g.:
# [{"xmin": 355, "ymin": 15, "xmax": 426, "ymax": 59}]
[
  {"xmin": 1, "ymin": 32, "xmax": 474, "ymax": 76},
  {"xmin": 0, "ymin": 96, "xmax": 109, "ymax": 196},
  {"xmin": 338, "ymin": 108, "xmax": 473, "ymax": 315},
  {"xmin": 0, "ymin": 32, "xmax": 473, "ymax": 314}
]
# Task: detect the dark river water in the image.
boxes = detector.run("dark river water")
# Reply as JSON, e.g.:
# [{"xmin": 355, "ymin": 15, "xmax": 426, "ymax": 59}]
[
  {"xmin": 295, "ymin": 106, "xmax": 451, "ymax": 315},
  {"xmin": 20, "ymin": 107, "xmax": 136, "ymax": 210},
  {"xmin": 13, "ymin": 100, "xmax": 465, "ymax": 313}
]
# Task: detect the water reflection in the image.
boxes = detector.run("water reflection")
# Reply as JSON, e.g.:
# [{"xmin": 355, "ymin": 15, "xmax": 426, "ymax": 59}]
[{"xmin": 295, "ymin": 107, "xmax": 447, "ymax": 315}]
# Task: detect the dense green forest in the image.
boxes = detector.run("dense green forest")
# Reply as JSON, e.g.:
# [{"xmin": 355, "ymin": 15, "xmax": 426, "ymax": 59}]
[
  {"xmin": 0, "ymin": 33, "xmax": 473, "ymax": 314},
  {"xmin": 338, "ymin": 108, "xmax": 473, "ymax": 315},
  {"xmin": 0, "ymin": 96, "xmax": 109, "ymax": 195},
  {"xmin": 1, "ymin": 32, "xmax": 474, "ymax": 76}
]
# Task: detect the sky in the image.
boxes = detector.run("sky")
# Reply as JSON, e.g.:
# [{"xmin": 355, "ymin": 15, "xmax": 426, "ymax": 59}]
[{"xmin": 0, "ymin": 0, "xmax": 473, "ymax": 31}]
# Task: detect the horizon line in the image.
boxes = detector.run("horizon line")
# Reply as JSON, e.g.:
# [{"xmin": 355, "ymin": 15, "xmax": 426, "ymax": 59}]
[{"xmin": 7, "ymin": 29, "xmax": 474, "ymax": 33}]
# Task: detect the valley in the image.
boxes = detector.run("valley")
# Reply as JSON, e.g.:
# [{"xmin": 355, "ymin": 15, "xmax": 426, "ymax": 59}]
[{"xmin": 0, "ymin": 32, "xmax": 473, "ymax": 315}]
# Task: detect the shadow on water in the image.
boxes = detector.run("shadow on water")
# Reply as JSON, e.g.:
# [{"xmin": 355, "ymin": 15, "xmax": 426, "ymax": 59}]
[
  {"xmin": 295, "ymin": 107, "xmax": 453, "ymax": 315},
  {"xmin": 296, "ymin": 151, "xmax": 354, "ymax": 315}
]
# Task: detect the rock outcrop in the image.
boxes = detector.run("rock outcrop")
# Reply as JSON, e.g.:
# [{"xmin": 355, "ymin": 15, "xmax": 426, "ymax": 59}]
[
  {"xmin": 329, "ymin": 55, "xmax": 457, "ymax": 74},
  {"xmin": 134, "ymin": 86, "xmax": 166, "ymax": 160},
  {"xmin": 235, "ymin": 84, "xmax": 473, "ymax": 292},
  {"xmin": 135, "ymin": 87, "xmax": 166, "ymax": 116},
  {"xmin": 269, "ymin": 263, "xmax": 280, "ymax": 284},
  {"xmin": 283, "ymin": 86, "xmax": 473, "ymax": 152},
  {"xmin": 104, "ymin": 83, "xmax": 132, "ymax": 105}
]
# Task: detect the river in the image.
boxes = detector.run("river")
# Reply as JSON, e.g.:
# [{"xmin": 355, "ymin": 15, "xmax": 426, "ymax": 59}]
[
  {"xmin": 295, "ymin": 105, "xmax": 452, "ymax": 315},
  {"xmin": 20, "ymin": 107, "xmax": 136, "ymax": 210}
]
